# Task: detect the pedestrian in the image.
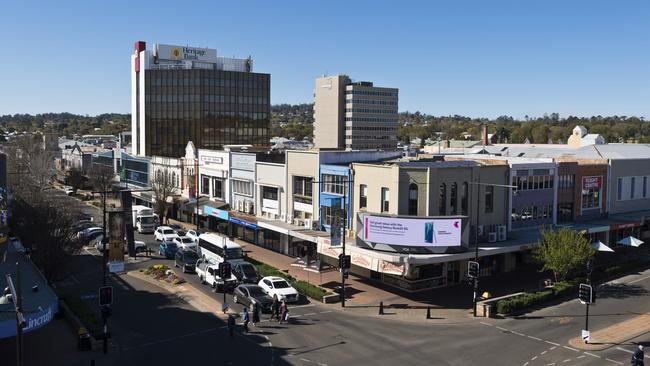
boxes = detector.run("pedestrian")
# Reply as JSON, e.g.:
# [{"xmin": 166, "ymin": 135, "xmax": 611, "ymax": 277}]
[
  {"xmin": 632, "ymin": 344, "xmax": 645, "ymax": 366},
  {"xmin": 241, "ymin": 307, "xmax": 249, "ymax": 333},
  {"xmin": 252, "ymin": 302, "xmax": 261, "ymax": 327},
  {"xmin": 270, "ymin": 297, "xmax": 280, "ymax": 321},
  {"xmin": 227, "ymin": 314, "xmax": 235, "ymax": 340},
  {"xmin": 279, "ymin": 300, "xmax": 288, "ymax": 324}
]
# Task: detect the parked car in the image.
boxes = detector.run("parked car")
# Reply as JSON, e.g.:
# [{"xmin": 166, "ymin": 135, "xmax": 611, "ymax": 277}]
[
  {"xmin": 78, "ymin": 227, "xmax": 102, "ymax": 239},
  {"xmin": 258, "ymin": 276, "xmax": 299, "ymax": 303},
  {"xmin": 185, "ymin": 229, "xmax": 203, "ymax": 243},
  {"xmin": 233, "ymin": 284, "xmax": 273, "ymax": 313},
  {"xmin": 93, "ymin": 236, "xmax": 146, "ymax": 253},
  {"xmin": 64, "ymin": 186, "xmax": 74, "ymax": 195},
  {"xmin": 232, "ymin": 262, "xmax": 259, "ymax": 284},
  {"xmin": 154, "ymin": 226, "xmax": 179, "ymax": 242},
  {"xmin": 175, "ymin": 250, "xmax": 199, "ymax": 273},
  {"xmin": 173, "ymin": 236, "xmax": 196, "ymax": 251},
  {"xmin": 177, "ymin": 230, "xmax": 187, "ymax": 237},
  {"xmin": 158, "ymin": 241, "xmax": 178, "ymax": 259}
]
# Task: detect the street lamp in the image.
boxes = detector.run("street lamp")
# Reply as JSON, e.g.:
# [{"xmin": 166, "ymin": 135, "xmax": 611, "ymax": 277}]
[{"xmin": 468, "ymin": 181, "xmax": 516, "ymax": 317}]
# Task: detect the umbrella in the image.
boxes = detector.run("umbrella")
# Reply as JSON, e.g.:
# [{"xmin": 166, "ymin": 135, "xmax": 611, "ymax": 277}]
[
  {"xmin": 617, "ymin": 236, "xmax": 644, "ymax": 247},
  {"xmin": 591, "ymin": 241, "xmax": 614, "ymax": 252}
]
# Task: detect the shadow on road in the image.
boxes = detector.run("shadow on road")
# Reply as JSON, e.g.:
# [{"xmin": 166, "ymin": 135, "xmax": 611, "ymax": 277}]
[{"xmin": 596, "ymin": 283, "xmax": 649, "ymax": 300}]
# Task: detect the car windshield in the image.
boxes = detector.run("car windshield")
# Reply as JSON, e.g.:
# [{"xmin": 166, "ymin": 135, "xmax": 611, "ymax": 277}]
[
  {"xmin": 242, "ymin": 265, "xmax": 257, "ymax": 276},
  {"xmin": 248, "ymin": 287, "xmax": 266, "ymax": 297},
  {"xmin": 163, "ymin": 229, "xmax": 175, "ymax": 235},
  {"xmin": 181, "ymin": 237, "xmax": 193, "ymax": 243},
  {"xmin": 272, "ymin": 280, "xmax": 289, "ymax": 289},
  {"xmin": 226, "ymin": 248, "xmax": 243, "ymax": 259},
  {"xmin": 140, "ymin": 216, "xmax": 154, "ymax": 224},
  {"xmin": 184, "ymin": 252, "xmax": 198, "ymax": 261}
]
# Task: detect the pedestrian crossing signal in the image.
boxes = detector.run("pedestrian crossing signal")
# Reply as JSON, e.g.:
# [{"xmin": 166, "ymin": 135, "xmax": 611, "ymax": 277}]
[
  {"xmin": 99, "ymin": 286, "xmax": 113, "ymax": 306},
  {"xmin": 578, "ymin": 283, "xmax": 593, "ymax": 304},
  {"xmin": 468, "ymin": 261, "xmax": 479, "ymax": 279}
]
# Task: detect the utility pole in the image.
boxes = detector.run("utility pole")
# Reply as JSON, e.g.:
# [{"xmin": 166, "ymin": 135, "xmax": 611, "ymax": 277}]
[
  {"xmin": 101, "ymin": 191, "xmax": 108, "ymax": 354},
  {"xmin": 6, "ymin": 262, "xmax": 26, "ymax": 366},
  {"xmin": 585, "ymin": 259, "xmax": 592, "ymax": 341},
  {"xmin": 341, "ymin": 181, "xmax": 347, "ymax": 308}
]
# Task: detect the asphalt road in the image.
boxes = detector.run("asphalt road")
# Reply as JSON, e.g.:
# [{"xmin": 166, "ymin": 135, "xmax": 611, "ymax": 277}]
[{"xmin": 30, "ymin": 189, "xmax": 650, "ymax": 365}]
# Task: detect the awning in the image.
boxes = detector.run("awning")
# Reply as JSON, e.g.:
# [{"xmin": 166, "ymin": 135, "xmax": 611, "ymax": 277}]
[
  {"xmin": 181, "ymin": 196, "xmax": 211, "ymax": 211},
  {"xmin": 592, "ymin": 241, "xmax": 614, "ymax": 252},
  {"xmin": 617, "ymin": 236, "xmax": 644, "ymax": 247}
]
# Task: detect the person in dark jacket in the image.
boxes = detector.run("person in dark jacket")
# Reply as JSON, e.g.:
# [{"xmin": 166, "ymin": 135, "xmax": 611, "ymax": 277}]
[
  {"xmin": 270, "ymin": 298, "xmax": 280, "ymax": 321},
  {"xmin": 252, "ymin": 303, "xmax": 261, "ymax": 327},
  {"xmin": 632, "ymin": 345, "xmax": 645, "ymax": 366},
  {"xmin": 227, "ymin": 314, "xmax": 235, "ymax": 340}
]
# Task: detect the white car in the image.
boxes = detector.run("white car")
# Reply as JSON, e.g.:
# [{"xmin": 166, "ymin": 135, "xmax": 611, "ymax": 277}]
[
  {"xmin": 64, "ymin": 186, "xmax": 74, "ymax": 196},
  {"xmin": 154, "ymin": 226, "xmax": 179, "ymax": 242},
  {"xmin": 185, "ymin": 229, "xmax": 203, "ymax": 243},
  {"xmin": 258, "ymin": 276, "xmax": 299, "ymax": 303},
  {"xmin": 78, "ymin": 227, "xmax": 102, "ymax": 239},
  {"xmin": 173, "ymin": 236, "xmax": 197, "ymax": 251}
]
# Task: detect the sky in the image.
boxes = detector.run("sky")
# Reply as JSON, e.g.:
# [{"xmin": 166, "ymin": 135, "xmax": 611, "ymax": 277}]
[{"xmin": 0, "ymin": 0, "xmax": 648, "ymax": 119}]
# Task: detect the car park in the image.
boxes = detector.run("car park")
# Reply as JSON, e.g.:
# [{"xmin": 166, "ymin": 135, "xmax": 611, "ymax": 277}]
[
  {"xmin": 154, "ymin": 226, "xmax": 179, "ymax": 242},
  {"xmin": 258, "ymin": 276, "xmax": 299, "ymax": 303},
  {"xmin": 172, "ymin": 236, "xmax": 196, "ymax": 251},
  {"xmin": 232, "ymin": 262, "xmax": 259, "ymax": 284},
  {"xmin": 175, "ymin": 250, "xmax": 199, "ymax": 273},
  {"xmin": 233, "ymin": 284, "xmax": 273, "ymax": 312},
  {"xmin": 158, "ymin": 241, "xmax": 178, "ymax": 259}
]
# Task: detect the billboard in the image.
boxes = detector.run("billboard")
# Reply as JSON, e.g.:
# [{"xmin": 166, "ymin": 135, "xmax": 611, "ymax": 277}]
[
  {"xmin": 155, "ymin": 44, "xmax": 217, "ymax": 63},
  {"xmin": 362, "ymin": 215, "xmax": 462, "ymax": 247}
]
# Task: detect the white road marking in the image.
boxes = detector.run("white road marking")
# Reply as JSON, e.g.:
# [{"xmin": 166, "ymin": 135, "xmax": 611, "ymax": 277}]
[
  {"xmin": 480, "ymin": 322, "xmax": 493, "ymax": 326},
  {"xmin": 546, "ymin": 363, "xmax": 555, "ymax": 366},
  {"xmin": 522, "ymin": 362, "xmax": 529, "ymax": 366},
  {"xmin": 563, "ymin": 346, "xmax": 579, "ymax": 352},
  {"xmin": 546, "ymin": 341, "xmax": 560, "ymax": 346},
  {"xmin": 512, "ymin": 331, "xmax": 525, "ymax": 337},
  {"xmin": 584, "ymin": 352, "xmax": 601, "ymax": 358},
  {"xmin": 550, "ymin": 346, "xmax": 557, "ymax": 350},
  {"xmin": 541, "ymin": 351, "xmax": 547, "ymax": 355},
  {"xmin": 577, "ymin": 355, "xmax": 585, "ymax": 359},
  {"xmin": 301, "ymin": 358, "xmax": 311, "ymax": 362},
  {"xmin": 531, "ymin": 356, "xmax": 537, "ymax": 360},
  {"xmin": 528, "ymin": 336, "xmax": 542, "ymax": 341},
  {"xmin": 627, "ymin": 275, "xmax": 650, "ymax": 285},
  {"xmin": 615, "ymin": 347, "xmax": 650, "ymax": 359},
  {"xmin": 303, "ymin": 313, "xmax": 316, "ymax": 316},
  {"xmin": 317, "ymin": 363, "xmax": 328, "ymax": 366},
  {"xmin": 562, "ymin": 359, "xmax": 571, "ymax": 363},
  {"xmin": 319, "ymin": 311, "xmax": 332, "ymax": 314},
  {"xmin": 605, "ymin": 358, "xmax": 623, "ymax": 365},
  {"xmin": 497, "ymin": 326, "xmax": 508, "ymax": 331}
]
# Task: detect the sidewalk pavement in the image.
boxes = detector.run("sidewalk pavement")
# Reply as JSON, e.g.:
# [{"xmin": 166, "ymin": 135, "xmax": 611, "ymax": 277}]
[{"xmin": 569, "ymin": 311, "xmax": 650, "ymax": 351}]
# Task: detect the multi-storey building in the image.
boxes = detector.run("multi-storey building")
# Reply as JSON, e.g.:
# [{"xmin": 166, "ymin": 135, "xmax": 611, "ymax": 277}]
[
  {"xmin": 313, "ymin": 75, "xmax": 398, "ymax": 150},
  {"xmin": 131, "ymin": 41, "xmax": 270, "ymax": 158}
]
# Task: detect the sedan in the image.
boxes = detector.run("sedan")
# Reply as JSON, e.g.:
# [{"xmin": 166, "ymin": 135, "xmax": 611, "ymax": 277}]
[
  {"xmin": 158, "ymin": 241, "xmax": 178, "ymax": 259},
  {"xmin": 78, "ymin": 227, "xmax": 102, "ymax": 240},
  {"xmin": 232, "ymin": 262, "xmax": 259, "ymax": 284},
  {"xmin": 173, "ymin": 236, "xmax": 196, "ymax": 251},
  {"xmin": 175, "ymin": 250, "xmax": 199, "ymax": 273},
  {"xmin": 233, "ymin": 284, "xmax": 273, "ymax": 313},
  {"xmin": 154, "ymin": 226, "xmax": 179, "ymax": 242},
  {"xmin": 258, "ymin": 276, "xmax": 300, "ymax": 303},
  {"xmin": 185, "ymin": 229, "xmax": 203, "ymax": 243}
]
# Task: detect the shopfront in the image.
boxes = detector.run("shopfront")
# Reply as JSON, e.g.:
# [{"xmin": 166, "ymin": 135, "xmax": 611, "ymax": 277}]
[
  {"xmin": 204, "ymin": 204, "xmax": 230, "ymax": 234},
  {"xmin": 229, "ymin": 214, "xmax": 258, "ymax": 244}
]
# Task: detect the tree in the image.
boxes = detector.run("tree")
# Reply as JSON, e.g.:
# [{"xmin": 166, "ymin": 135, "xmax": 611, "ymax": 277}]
[
  {"xmin": 151, "ymin": 167, "xmax": 177, "ymax": 224},
  {"xmin": 5, "ymin": 134, "xmax": 55, "ymax": 200},
  {"xmin": 533, "ymin": 227, "xmax": 595, "ymax": 282},
  {"xmin": 66, "ymin": 167, "xmax": 85, "ymax": 193}
]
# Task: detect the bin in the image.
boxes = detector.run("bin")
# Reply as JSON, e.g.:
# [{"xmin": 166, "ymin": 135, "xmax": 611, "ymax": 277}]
[
  {"xmin": 78, "ymin": 327, "xmax": 91, "ymax": 351},
  {"xmin": 485, "ymin": 304, "xmax": 494, "ymax": 318}
]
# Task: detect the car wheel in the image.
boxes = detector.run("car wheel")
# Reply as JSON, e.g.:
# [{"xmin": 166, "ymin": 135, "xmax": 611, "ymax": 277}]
[{"xmin": 233, "ymin": 295, "xmax": 238, "ymax": 304}]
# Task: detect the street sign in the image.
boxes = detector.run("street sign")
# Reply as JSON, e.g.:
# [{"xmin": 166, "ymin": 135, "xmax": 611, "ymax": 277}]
[
  {"xmin": 468, "ymin": 261, "xmax": 479, "ymax": 279},
  {"xmin": 581, "ymin": 329, "xmax": 590, "ymax": 343},
  {"xmin": 579, "ymin": 283, "xmax": 593, "ymax": 304}
]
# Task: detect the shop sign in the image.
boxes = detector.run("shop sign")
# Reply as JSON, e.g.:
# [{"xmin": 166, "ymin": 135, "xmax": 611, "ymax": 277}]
[
  {"xmin": 204, "ymin": 205, "xmax": 229, "ymax": 220},
  {"xmin": 380, "ymin": 261, "xmax": 405, "ymax": 275},
  {"xmin": 229, "ymin": 217, "xmax": 257, "ymax": 230},
  {"xmin": 582, "ymin": 176, "xmax": 602, "ymax": 190},
  {"xmin": 352, "ymin": 254, "xmax": 371, "ymax": 269},
  {"xmin": 613, "ymin": 222, "xmax": 640, "ymax": 230}
]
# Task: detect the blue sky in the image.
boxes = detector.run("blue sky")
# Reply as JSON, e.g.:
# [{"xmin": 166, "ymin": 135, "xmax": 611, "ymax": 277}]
[{"xmin": 1, "ymin": 0, "xmax": 648, "ymax": 119}]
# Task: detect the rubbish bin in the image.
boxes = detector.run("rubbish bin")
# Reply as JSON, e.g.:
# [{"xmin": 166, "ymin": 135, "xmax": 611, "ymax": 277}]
[
  {"xmin": 485, "ymin": 304, "xmax": 494, "ymax": 318},
  {"xmin": 78, "ymin": 327, "xmax": 91, "ymax": 351}
]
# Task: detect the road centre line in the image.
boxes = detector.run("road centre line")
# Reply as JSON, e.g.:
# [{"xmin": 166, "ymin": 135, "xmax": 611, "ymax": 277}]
[
  {"xmin": 584, "ymin": 352, "xmax": 600, "ymax": 358},
  {"xmin": 606, "ymin": 358, "xmax": 623, "ymax": 365},
  {"xmin": 480, "ymin": 322, "xmax": 493, "ymax": 326},
  {"xmin": 563, "ymin": 346, "xmax": 579, "ymax": 352},
  {"xmin": 546, "ymin": 341, "xmax": 560, "ymax": 346},
  {"xmin": 615, "ymin": 347, "xmax": 650, "ymax": 359},
  {"xmin": 528, "ymin": 336, "xmax": 542, "ymax": 341}
]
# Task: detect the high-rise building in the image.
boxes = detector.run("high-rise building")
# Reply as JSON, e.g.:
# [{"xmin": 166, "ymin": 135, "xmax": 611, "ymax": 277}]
[
  {"xmin": 313, "ymin": 75, "xmax": 398, "ymax": 150},
  {"xmin": 131, "ymin": 41, "xmax": 270, "ymax": 157}
]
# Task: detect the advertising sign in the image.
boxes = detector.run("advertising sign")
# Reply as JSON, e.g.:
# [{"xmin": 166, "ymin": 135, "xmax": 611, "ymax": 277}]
[
  {"xmin": 582, "ymin": 176, "xmax": 602, "ymax": 190},
  {"xmin": 330, "ymin": 216, "xmax": 342, "ymax": 247},
  {"xmin": 108, "ymin": 211, "xmax": 125, "ymax": 265},
  {"xmin": 121, "ymin": 191, "xmax": 135, "ymax": 256},
  {"xmin": 155, "ymin": 44, "xmax": 217, "ymax": 63},
  {"xmin": 362, "ymin": 215, "xmax": 462, "ymax": 247}
]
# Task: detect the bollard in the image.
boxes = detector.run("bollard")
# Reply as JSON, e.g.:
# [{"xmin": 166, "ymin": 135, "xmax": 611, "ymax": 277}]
[
  {"xmin": 379, "ymin": 301, "xmax": 384, "ymax": 315},
  {"xmin": 426, "ymin": 306, "xmax": 432, "ymax": 319}
]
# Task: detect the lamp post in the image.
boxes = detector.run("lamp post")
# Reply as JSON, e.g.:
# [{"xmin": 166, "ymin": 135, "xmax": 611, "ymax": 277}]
[{"xmin": 468, "ymin": 181, "xmax": 516, "ymax": 317}]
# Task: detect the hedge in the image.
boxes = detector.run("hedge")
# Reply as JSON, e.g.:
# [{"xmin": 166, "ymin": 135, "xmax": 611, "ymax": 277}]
[
  {"xmin": 59, "ymin": 293, "xmax": 103, "ymax": 338},
  {"xmin": 495, "ymin": 258, "xmax": 649, "ymax": 315},
  {"xmin": 246, "ymin": 257, "xmax": 332, "ymax": 302}
]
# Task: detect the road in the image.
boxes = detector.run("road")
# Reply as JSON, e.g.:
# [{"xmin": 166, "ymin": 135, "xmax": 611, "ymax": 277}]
[{"xmin": 14, "ymin": 189, "xmax": 650, "ymax": 365}]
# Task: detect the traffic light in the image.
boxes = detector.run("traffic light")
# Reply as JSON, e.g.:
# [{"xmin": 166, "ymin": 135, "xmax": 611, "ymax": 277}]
[
  {"xmin": 578, "ymin": 283, "xmax": 593, "ymax": 304},
  {"xmin": 101, "ymin": 305, "xmax": 112, "ymax": 318},
  {"xmin": 219, "ymin": 262, "xmax": 232, "ymax": 279},
  {"xmin": 468, "ymin": 261, "xmax": 479, "ymax": 279},
  {"xmin": 339, "ymin": 254, "xmax": 351, "ymax": 270},
  {"xmin": 342, "ymin": 268, "xmax": 349, "ymax": 279},
  {"xmin": 99, "ymin": 286, "xmax": 113, "ymax": 306}
]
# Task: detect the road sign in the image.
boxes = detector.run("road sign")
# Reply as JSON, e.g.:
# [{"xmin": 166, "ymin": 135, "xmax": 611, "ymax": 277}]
[
  {"xmin": 468, "ymin": 261, "xmax": 479, "ymax": 278},
  {"xmin": 581, "ymin": 329, "xmax": 590, "ymax": 343},
  {"xmin": 578, "ymin": 283, "xmax": 593, "ymax": 304}
]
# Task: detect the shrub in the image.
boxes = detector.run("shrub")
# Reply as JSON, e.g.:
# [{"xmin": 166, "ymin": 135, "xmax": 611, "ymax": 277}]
[
  {"xmin": 59, "ymin": 293, "xmax": 102, "ymax": 337},
  {"xmin": 245, "ymin": 257, "xmax": 332, "ymax": 301}
]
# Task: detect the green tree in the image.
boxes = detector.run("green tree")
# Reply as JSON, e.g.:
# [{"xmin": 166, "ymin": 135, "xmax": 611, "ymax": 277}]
[
  {"xmin": 534, "ymin": 227, "xmax": 595, "ymax": 282},
  {"xmin": 65, "ymin": 167, "xmax": 86, "ymax": 193}
]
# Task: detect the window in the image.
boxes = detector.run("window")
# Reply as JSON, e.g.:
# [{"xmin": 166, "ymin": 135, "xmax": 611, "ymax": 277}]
[
  {"xmin": 322, "ymin": 206, "xmax": 333, "ymax": 226},
  {"xmin": 631, "ymin": 177, "xmax": 636, "ymax": 199},
  {"xmin": 322, "ymin": 174, "xmax": 345, "ymax": 195},
  {"xmin": 618, "ymin": 178, "xmax": 623, "ymax": 200},
  {"xmin": 232, "ymin": 179, "xmax": 253, "ymax": 196},
  {"xmin": 262, "ymin": 186, "xmax": 278, "ymax": 200},
  {"xmin": 461, "ymin": 182, "xmax": 468, "ymax": 215},
  {"xmin": 582, "ymin": 187, "xmax": 601, "ymax": 210},
  {"xmin": 408, "ymin": 183, "xmax": 418, "ymax": 215},
  {"xmin": 359, "ymin": 184, "xmax": 367, "ymax": 209},
  {"xmin": 293, "ymin": 176, "xmax": 313, "ymax": 197},
  {"xmin": 201, "ymin": 175, "xmax": 210, "ymax": 195},
  {"xmin": 212, "ymin": 178, "xmax": 223, "ymax": 199},
  {"xmin": 438, "ymin": 183, "xmax": 447, "ymax": 215},
  {"xmin": 381, "ymin": 187, "xmax": 389, "ymax": 212},
  {"xmin": 485, "ymin": 186, "xmax": 494, "ymax": 213},
  {"xmin": 450, "ymin": 183, "xmax": 458, "ymax": 215},
  {"xmin": 559, "ymin": 175, "xmax": 575, "ymax": 189}
]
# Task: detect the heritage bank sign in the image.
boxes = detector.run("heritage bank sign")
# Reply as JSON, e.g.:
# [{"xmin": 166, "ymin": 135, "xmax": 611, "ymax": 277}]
[{"xmin": 155, "ymin": 43, "xmax": 217, "ymax": 63}]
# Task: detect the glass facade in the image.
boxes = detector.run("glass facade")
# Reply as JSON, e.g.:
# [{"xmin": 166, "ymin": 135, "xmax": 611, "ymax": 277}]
[{"xmin": 144, "ymin": 69, "xmax": 270, "ymax": 157}]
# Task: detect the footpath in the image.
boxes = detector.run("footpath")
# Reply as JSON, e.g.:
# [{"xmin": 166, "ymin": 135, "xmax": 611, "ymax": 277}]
[{"xmin": 569, "ymin": 311, "xmax": 650, "ymax": 351}]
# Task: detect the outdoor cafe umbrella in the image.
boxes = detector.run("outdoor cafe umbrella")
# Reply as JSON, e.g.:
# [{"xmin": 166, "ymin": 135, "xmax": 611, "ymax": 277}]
[
  {"xmin": 591, "ymin": 241, "xmax": 614, "ymax": 252},
  {"xmin": 617, "ymin": 236, "xmax": 644, "ymax": 247}
]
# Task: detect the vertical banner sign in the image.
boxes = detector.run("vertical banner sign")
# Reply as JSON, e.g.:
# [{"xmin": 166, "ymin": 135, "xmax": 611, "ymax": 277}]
[
  {"xmin": 108, "ymin": 211, "xmax": 125, "ymax": 269},
  {"xmin": 121, "ymin": 191, "xmax": 135, "ymax": 257},
  {"xmin": 330, "ymin": 216, "xmax": 342, "ymax": 247}
]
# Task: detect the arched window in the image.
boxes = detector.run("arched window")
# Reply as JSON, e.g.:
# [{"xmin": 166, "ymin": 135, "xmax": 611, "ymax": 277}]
[
  {"xmin": 450, "ymin": 183, "xmax": 458, "ymax": 215},
  {"xmin": 408, "ymin": 183, "xmax": 418, "ymax": 215},
  {"xmin": 461, "ymin": 182, "xmax": 468, "ymax": 215},
  {"xmin": 438, "ymin": 183, "xmax": 447, "ymax": 215}
]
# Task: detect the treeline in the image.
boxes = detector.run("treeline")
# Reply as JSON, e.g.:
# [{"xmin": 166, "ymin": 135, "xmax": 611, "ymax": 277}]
[{"xmin": 0, "ymin": 112, "xmax": 130, "ymax": 138}]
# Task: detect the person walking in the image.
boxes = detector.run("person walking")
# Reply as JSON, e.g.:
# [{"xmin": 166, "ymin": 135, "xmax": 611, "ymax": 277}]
[
  {"xmin": 241, "ymin": 307, "xmax": 249, "ymax": 333},
  {"xmin": 252, "ymin": 302, "xmax": 261, "ymax": 327},
  {"xmin": 279, "ymin": 300, "xmax": 288, "ymax": 324},
  {"xmin": 632, "ymin": 344, "xmax": 645, "ymax": 366},
  {"xmin": 270, "ymin": 297, "xmax": 280, "ymax": 321},
  {"xmin": 227, "ymin": 314, "xmax": 235, "ymax": 340}
]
